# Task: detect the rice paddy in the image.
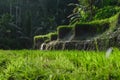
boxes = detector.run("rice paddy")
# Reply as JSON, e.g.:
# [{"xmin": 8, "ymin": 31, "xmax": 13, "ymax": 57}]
[{"xmin": 0, "ymin": 48, "xmax": 120, "ymax": 80}]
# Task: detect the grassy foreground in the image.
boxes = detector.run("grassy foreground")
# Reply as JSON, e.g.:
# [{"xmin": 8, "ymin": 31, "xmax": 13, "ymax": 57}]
[{"xmin": 0, "ymin": 49, "xmax": 120, "ymax": 80}]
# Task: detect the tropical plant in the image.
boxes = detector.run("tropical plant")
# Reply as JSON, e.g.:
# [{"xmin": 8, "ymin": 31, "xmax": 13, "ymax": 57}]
[
  {"xmin": 94, "ymin": 6, "xmax": 120, "ymax": 20},
  {"xmin": 68, "ymin": 3, "xmax": 88, "ymax": 24}
]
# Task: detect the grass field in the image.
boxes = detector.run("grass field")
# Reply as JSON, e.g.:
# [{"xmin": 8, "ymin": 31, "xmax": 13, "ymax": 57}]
[{"xmin": 0, "ymin": 49, "xmax": 120, "ymax": 80}]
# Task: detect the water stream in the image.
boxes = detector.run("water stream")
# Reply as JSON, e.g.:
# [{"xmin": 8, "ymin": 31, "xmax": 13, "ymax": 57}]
[
  {"xmin": 67, "ymin": 34, "xmax": 74, "ymax": 42},
  {"xmin": 105, "ymin": 47, "xmax": 113, "ymax": 58},
  {"xmin": 40, "ymin": 43, "xmax": 46, "ymax": 50}
]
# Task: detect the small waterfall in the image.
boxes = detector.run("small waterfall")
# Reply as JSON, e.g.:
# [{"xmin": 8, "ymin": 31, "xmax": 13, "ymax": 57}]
[
  {"xmin": 62, "ymin": 34, "xmax": 74, "ymax": 50},
  {"xmin": 83, "ymin": 41, "xmax": 87, "ymax": 50},
  {"xmin": 62, "ymin": 27, "xmax": 74, "ymax": 42},
  {"xmin": 105, "ymin": 47, "xmax": 113, "ymax": 58},
  {"xmin": 65, "ymin": 34, "xmax": 74, "ymax": 42},
  {"xmin": 40, "ymin": 43, "xmax": 46, "ymax": 50},
  {"xmin": 68, "ymin": 34, "xmax": 74, "ymax": 42}
]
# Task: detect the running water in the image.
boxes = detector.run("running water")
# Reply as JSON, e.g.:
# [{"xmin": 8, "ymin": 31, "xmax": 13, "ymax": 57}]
[
  {"xmin": 68, "ymin": 34, "xmax": 74, "ymax": 42},
  {"xmin": 105, "ymin": 47, "xmax": 113, "ymax": 58},
  {"xmin": 40, "ymin": 43, "xmax": 46, "ymax": 50},
  {"xmin": 62, "ymin": 34, "xmax": 74, "ymax": 50}
]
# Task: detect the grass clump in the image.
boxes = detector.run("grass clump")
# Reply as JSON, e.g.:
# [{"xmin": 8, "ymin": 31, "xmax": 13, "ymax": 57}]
[{"xmin": 0, "ymin": 49, "xmax": 120, "ymax": 79}]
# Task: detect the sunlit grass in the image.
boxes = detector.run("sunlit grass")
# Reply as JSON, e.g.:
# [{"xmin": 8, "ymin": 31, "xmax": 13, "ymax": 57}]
[{"xmin": 0, "ymin": 49, "xmax": 119, "ymax": 80}]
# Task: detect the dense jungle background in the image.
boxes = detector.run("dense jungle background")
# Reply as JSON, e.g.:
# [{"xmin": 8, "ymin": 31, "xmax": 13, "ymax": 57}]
[{"xmin": 0, "ymin": 0, "xmax": 120, "ymax": 49}]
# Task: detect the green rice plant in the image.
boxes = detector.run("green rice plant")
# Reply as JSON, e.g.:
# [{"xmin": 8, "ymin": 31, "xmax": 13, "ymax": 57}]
[{"xmin": 0, "ymin": 49, "xmax": 120, "ymax": 79}]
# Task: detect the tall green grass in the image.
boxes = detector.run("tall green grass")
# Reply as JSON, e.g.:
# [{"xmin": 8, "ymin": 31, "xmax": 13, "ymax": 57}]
[{"xmin": 0, "ymin": 49, "xmax": 120, "ymax": 80}]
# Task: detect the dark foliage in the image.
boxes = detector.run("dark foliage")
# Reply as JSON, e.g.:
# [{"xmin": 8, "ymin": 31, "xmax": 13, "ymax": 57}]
[
  {"xmin": 0, "ymin": 0, "xmax": 78, "ymax": 49},
  {"xmin": 94, "ymin": 6, "xmax": 120, "ymax": 20}
]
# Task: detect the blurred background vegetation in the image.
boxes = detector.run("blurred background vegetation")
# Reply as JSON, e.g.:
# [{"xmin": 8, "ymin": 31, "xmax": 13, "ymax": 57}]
[
  {"xmin": 0, "ymin": 0, "xmax": 78, "ymax": 49},
  {"xmin": 0, "ymin": 0, "xmax": 120, "ymax": 49}
]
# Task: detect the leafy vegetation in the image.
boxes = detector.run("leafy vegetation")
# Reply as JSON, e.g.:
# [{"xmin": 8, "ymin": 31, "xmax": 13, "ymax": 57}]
[
  {"xmin": 0, "ymin": 1, "xmax": 120, "ymax": 79},
  {"xmin": 37, "ymin": 12, "xmax": 119, "ymax": 42},
  {"xmin": 0, "ymin": 0, "xmax": 120, "ymax": 49},
  {"xmin": 94, "ymin": 6, "xmax": 120, "ymax": 20},
  {"xmin": 68, "ymin": 0, "xmax": 120, "ymax": 23},
  {"xmin": 0, "ymin": 0, "xmax": 78, "ymax": 49},
  {"xmin": 0, "ymin": 49, "xmax": 119, "ymax": 79}
]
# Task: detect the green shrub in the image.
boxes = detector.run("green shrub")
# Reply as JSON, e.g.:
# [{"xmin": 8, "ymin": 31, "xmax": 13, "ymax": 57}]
[
  {"xmin": 68, "ymin": 3, "xmax": 89, "ymax": 24},
  {"xmin": 101, "ymin": 0, "xmax": 118, "ymax": 7},
  {"xmin": 94, "ymin": 6, "xmax": 120, "ymax": 20}
]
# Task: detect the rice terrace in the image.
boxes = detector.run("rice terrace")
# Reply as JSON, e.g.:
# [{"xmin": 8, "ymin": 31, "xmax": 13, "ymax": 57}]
[{"xmin": 0, "ymin": 0, "xmax": 120, "ymax": 80}]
